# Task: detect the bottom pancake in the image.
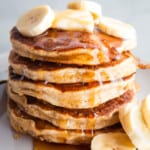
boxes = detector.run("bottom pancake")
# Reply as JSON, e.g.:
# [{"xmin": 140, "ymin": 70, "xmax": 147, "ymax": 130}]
[
  {"xmin": 8, "ymin": 100, "xmax": 123, "ymax": 145},
  {"xmin": 8, "ymin": 88, "xmax": 134, "ymax": 130}
]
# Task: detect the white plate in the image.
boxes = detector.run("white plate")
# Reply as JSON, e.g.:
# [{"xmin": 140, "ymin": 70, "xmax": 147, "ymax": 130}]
[
  {"xmin": 0, "ymin": 52, "xmax": 149, "ymax": 150},
  {"xmin": 0, "ymin": 52, "xmax": 9, "ymax": 81}
]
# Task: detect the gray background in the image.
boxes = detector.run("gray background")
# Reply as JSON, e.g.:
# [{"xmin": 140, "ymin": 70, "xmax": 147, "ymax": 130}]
[{"xmin": 0, "ymin": 0, "xmax": 150, "ymax": 61}]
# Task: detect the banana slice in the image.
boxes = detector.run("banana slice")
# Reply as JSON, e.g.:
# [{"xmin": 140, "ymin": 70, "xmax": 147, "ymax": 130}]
[
  {"xmin": 91, "ymin": 132, "xmax": 135, "ymax": 150},
  {"xmin": 119, "ymin": 103, "xmax": 150, "ymax": 149},
  {"xmin": 52, "ymin": 9, "xmax": 94, "ymax": 32},
  {"xmin": 68, "ymin": 0, "xmax": 102, "ymax": 24},
  {"xmin": 141, "ymin": 95, "xmax": 150, "ymax": 129},
  {"xmin": 16, "ymin": 5, "xmax": 54, "ymax": 37},
  {"xmin": 99, "ymin": 17, "xmax": 136, "ymax": 39}
]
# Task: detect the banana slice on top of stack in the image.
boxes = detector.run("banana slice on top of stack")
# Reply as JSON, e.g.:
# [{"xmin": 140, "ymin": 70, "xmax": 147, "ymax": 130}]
[
  {"xmin": 119, "ymin": 95, "xmax": 150, "ymax": 150},
  {"xmin": 98, "ymin": 17, "xmax": 137, "ymax": 52},
  {"xmin": 16, "ymin": 5, "xmax": 55, "ymax": 37},
  {"xmin": 67, "ymin": 0, "xmax": 102, "ymax": 24},
  {"xmin": 53, "ymin": 0, "xmax": 102, "ymax": 32},
  {"xmin": 52, "ymin": 9, "xmax": 94, "ymax": 32},
  {"xmin": 99, "ymin": 17, "xmax": 136, "ymax": 40}
]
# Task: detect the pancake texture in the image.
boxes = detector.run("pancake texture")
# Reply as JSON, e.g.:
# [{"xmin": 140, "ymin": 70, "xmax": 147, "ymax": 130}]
[
  {"xmin": 9, "ymin": 51, "xmax": 137, "ymax": 83},
  {"xmin": 8, "ymin": 89, "xmax": 134, "ymax": 130},
  {"xmin": 8, "ymin": 7, "xmax": 138, "ymax": 145},
  {"xmin": 8, "ymin": 99, "xmax": 124, "ymax": 145},
  {"xmin": 9, "ymin": 68, "xmax": 135, "ymax": 109}
]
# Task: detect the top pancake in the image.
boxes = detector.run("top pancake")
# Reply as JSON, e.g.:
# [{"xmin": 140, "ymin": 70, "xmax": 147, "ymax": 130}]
[{"xmin": 11, "ymin": 27, "xmax": 136, "ymax": 65}]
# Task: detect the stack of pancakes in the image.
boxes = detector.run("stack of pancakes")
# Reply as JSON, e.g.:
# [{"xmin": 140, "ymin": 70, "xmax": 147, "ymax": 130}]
[{"xmin": 8, "ymin": 25, "xmax": 137, "ymax": 144}]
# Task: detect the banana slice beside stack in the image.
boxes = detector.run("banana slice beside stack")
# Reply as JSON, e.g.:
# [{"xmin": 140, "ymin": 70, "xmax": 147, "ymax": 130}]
[
  {"xmin": 91, "ymin": 132, "xmax": 136, "ymax": 150},
  {"xmin": 52, "ymin": 9, "xmax": 94, "ymax": 32},
  {"xmin": 68, "ymin": 0, "xmax": 102, "ymax": 24},
  {"xmin": 141, "ymin": 95, "xmax": 150, "ymax": 129},
  {"xmin": 119, "ymin": 102, "xmax": 150, "ymax": 149},
  {"xmin": 16, "ymin": 5, "xmax": 54, "ymax": 37},
  {"xmin": 99, "ymin": 17, "xmax": 136, "ymax": 40}
]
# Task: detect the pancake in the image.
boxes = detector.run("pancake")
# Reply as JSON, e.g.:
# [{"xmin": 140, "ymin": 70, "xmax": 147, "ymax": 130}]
[
  {"xmin": 9, "ymin": 51, "xmax": 137, "ymax": 83},
  {"xmin": 8, "ymin": 68, "xmax": 136, "ymax": 109},
  {"xmin": 8, "ymin": 89, "xmax": 134, "ymax": 130},
  {"xmin": 8, "ymin": 99, "xmax": 124, "ymax": 145},
  {"xmin": 11, "ymin": 27, "xmax": 136, "ymax": 65}
]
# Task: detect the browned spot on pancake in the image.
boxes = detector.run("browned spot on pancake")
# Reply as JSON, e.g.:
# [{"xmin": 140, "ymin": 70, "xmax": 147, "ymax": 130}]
[
  {"xmin": 10, "ymin": 90, "xmax": 133, "ymax": 118},
  {"xmin": 9, "ymin": 67, "xmax": 135, "ymax": 92},
  {"xmin": 11, "ymin": 27, "xmax": 122, "ymax": 61},
  {"xmin": 9, "ymin": 51, "xmax": 131, "ymax": 71}
]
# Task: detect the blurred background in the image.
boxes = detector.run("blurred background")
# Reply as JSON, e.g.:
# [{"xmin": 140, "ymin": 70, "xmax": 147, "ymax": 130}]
[{"xmin": 0, "ymin": 0, "xmax": 150, "ymax": 61}]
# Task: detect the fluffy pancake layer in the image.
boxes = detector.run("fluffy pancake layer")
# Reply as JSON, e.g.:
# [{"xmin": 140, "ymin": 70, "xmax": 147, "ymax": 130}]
[
  {"xmin": 8, "ymin": 89, "xmax": 134, "ymax": 130},
  {"xmin": 8, "ymin": 99, "xmax": 123, "ymax": 145},
  {"xmin": 9, "ymin": 68, "xmax": 135, "ymax": 109},
  {"xmin": 9, "ymin": 51, "xmax": 137, "ymax": 84},
  {"xmin": 11, "ymin": 27, "xmax": 136, "ymax": 65}
]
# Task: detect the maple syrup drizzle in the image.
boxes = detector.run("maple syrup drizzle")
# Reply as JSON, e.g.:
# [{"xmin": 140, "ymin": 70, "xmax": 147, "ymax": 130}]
[
  {"xmin": 137, "ymin": 60, "xmax": 150, "ymax": 69},
  {"xmin": 127, "ymin": 51, "xmax": 150, "ymax": 69},
  {"xmin": 11, "ymin": 27, "xmax": 123, "ymax": 63},
  {"xmin": 33, "ymin": 139, "xmax": 90, "ymax": 150}
]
